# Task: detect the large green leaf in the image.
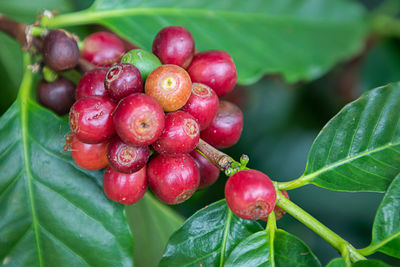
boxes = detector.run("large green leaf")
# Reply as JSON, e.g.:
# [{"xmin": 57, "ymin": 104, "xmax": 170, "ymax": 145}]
[
  {"xmin": 44, "ymin": 0, "xmax": 367, "ymax": 85},
  {"xmin": 360, "ymin": 173, "xmax": 400, "ymax": 258},
  {"xmin": 0, "ymin": 53, "xmax": 133, "ymax": 266},
  {"xmin": 352, "ymin": 260, "xmax": 391, "ymax": 267},
  {"xmin": 224, "ymin": 229, "xmax": 321, "ymax": 267},
  {"xmin": 326, "ymin": 258, "xmax": 346, "ymax": 267},
  {"xmin": 159, "ymin": 199, "xmax": 263, "ymax": 267},
  {"xmin": 126, "ymin": 193, "xmax": 184, "ymax": 267},
  {"xmin": 291, "ymin": 82, "xmax": 400, "ymax": 192}
]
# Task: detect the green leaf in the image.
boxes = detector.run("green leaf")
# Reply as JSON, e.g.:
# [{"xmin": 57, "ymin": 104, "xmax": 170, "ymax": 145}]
[
  {"xmin": 352, "ymin": 260, "xmax": 391, "ymax": 267},
  {"xmin": 0, "ymin": 53, "xmax": 133, "ymax": 266},
  {"xmin": 45, "ymin": 0, "xmax": 367, "ymax": 85},
  {"xmin": 360, "ymin": 173, "xmax": 400, "ymax": 258},
  {"xmin": 296, "ymin": 82, "xmax": 400, "ymax": 192},
  {"xmin": 224, "ymin": 229, "xmax": 321, "ymax": 267},
  {"xmin": 126, "ymin": 193, "xmax": 184, "ymax": 267},
  {"xmin": 159, "ymin": 199, "xmax": 263, "ymax": 267},
  {"xmin": 326, "ymin": 258, "xmax": 347, "ymax": 267}
]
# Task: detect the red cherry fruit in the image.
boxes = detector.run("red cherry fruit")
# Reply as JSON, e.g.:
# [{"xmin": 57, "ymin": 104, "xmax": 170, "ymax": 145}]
[
  {"xmin": 145, "ymin": 64, "xmax": 192, "ymax": 112},
  {"xmin": 107, "ymin": 136, "xmax": 150, "ymax": 173},
  {"xmin": 181, "ymin": 83, "xmax": 219, "ymax": 130},
  {"xmin": 69, "ymin": 96, "xmax": 116, "ymax": 144},
  {"xmin": 152, "ymin": 111, "xmax": 199, "ymax": 155},
  {"xmin": 75, "ymin": 68, "xmax": 108, "ymax": 100},
  {"xmin": 147, "ymin": 154, "xmax": 200, "ymax": 204},
  {"xmin": 275, "ymin": 191, "xmax": 289, "ymax": 220},
  {"xmin": 187, "ymin": 50, "xmax": 237, "ymax": 97},
  {"xmin": 113, "ymin": 93, "xmax": 165, "ymax": 146},
  {"xmin": 103, "ymin": 166, "xmax": 148, "ymax": 205},
  {"xmin": 82, "ymin": 32, "xmax": 125, "ymax": 67},
  {"xmin": 70, "ymin": 136, "xmax": 108, "ymax": 170},
  {"xmin": 200, "ymin": 101, "xmax": 243, "ymax": 149},
  {"xmin": 225, "ymin": 169, "xmax": 277, "ymax": 220},
  {"xmin": 105, "ymin": 63, "xmax": 143, "ymax": 101},
  {"xmin": 152, "ymin": 25, "xmax": 195, "ymax": 68},
  {"xmin": 190, "ymin": 150, "xmax": 219, "ymax": 189}
]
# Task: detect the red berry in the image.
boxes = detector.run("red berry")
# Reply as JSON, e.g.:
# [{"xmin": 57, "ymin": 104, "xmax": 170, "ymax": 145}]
[
  {"xmin": 200, "ymin": 101, "xmax": 243, "ymax": 149},
  {"xmin": 105, "ymin": 63, "xmax": 143, "ymax": 101},
  {"xmin": 147, "ymin": 154, "xmax": 199, "ymax": 204},
  {"xmin": 275, "ymin": 191, "xmax": 289, "ymax": 220},
  {"xmin": 152, "ymin": 26, "xmax": 195, "ymax": 68},
  {"xmin": 181, "ymin": 83, "xmax": 219, "ymax": 130},
  {"xmin": 82, "ymin": 32, "xmax": 125, "ymax": 67},
  {"xmin": 113, "ymin": 93, "xmax": 165, "ymax": 145},
  {"xmin": 103, "ymin": 166, "xmax": 148, "ymax": 205},
  {"xmin": 152, "ymin": 111, "xmax": 199, "ymax": 155},
  {"xmin": 69, "ymin": 96, "xmax": 116, "ymax": 143},
  {"xmin": 75, "ymin": 68, "xmax": 108, "ymax": 100},
  {"xmin": 107, "ymin": 136, "xmax": 150, "ymax": 173},
  {"xmin": 70, "ymin": 136, "xmax": 108, "ymax": 170},
  {"xmin": 42, "ymin": 29, "xmax": 79, "ymax": 72},
  {"xmin": 145, "ymin": 64, "xmax": 192, "ymax": 112},
  {"xmin": 187, "ymin": 50, "xmax": 237, "ymax": 97},
  {"xmin": 190, "ymin": 150, "xmax": 219, "ymax": 189},
  {"xmin": 37, "ymin": 77, "xmax": 75, "ymax": 116},
  {"xmin": 225, "ymin": 169, "xmax": 276, "ymax": 220}
]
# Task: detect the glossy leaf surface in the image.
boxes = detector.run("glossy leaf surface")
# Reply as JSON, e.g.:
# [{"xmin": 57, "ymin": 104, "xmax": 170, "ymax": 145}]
[
  {"xmin": 0, "ymin": 54, "xmax": 133, "ymax": 266},
  {"xmin": 300, "ymin": 83, "xmax": 400, "ymax": 192},
  {"xmin": 159, "ymin": 200, "xmax": 262, "ymax": 267},
  {"xmin": 45, "ymin": 0, "xmax": 367, "ymax": 85}
]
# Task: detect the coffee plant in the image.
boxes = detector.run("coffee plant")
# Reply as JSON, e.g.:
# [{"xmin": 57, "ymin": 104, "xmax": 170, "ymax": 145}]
[{"xmin": 1, "ymin": 0, "xmax": 400, "ymax": 266}]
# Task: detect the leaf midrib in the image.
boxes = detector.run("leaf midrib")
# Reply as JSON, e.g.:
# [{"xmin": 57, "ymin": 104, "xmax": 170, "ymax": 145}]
[{"xmin": 18, "ymin": 53, "xmax": 44, "ymax": 267}]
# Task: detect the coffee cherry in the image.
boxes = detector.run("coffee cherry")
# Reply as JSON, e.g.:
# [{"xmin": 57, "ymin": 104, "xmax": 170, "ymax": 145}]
[
  {"xmin": 107, "ymin": 136, "xmax": 150, "ymax": 173},
  {"xmin": 103, "ymin": 166, "xmax": 148, "ymax": 205},
  {"xmin": 75, "ymin": 68, "xmax": 108, "ymax": 100},
  {"xmin": 147, "ymin": 154, "xmax": 199, "ymax": 204},
  {"xmin": 190, "ymin": 150, "xmax": 219, "ymax": 189},
  {"xmin": 42, "ymin": 29, "xmax": 79, "ymax": 72},
  {"xmin": 37, "ymin": 77, "xmax": 75, "ymax": 116},
  {"xmin": 121, "ymin": 49, "xmax": 161, "ymax": 81},
  {"xmin": 152, "ymin": 26, "xmax": 195, "ymax": 68},
  {"xmin": 82, "ymin": 32, "xmax": 125, "ymax": 67},
  {"xmin": 275, "ymin": 191, "xmax": 289, "ymax": 220},
  {"xmin": 105, "ymin": 63, "xmax": 143, "ymax": 101},
  {"xmin": 69, "ymin": 96, "xmax": 116, "ymax": 144},
  {"xmin": 153, "ymin": 111, "xmax": 200, "ymax": 155},
  {"xmin": 200, "ymin": 101, "xmax": 243, "ymax": 149},
  {"xmin": 225, "ymin": 169, "xmax": 276, "ymax": 220},
  {"xmin": 181, "ymin": 83, "xmax": 219, "ymax": 130},
  {"xmin": 145, "ymin": 64, "xmax": 192, "ymax": 112},
  {"xmin": 70, "ymin": 136, "xmax": 108, "ymax": 170},
  {"xmin": 113, "ymin": 93, "xmax": 165, "ymax": 145},
  {"xmin": 187, "ymin": 50, "xmax": 237, "ymax": 97}
]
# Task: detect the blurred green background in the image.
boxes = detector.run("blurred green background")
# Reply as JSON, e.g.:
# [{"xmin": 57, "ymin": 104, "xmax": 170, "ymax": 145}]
[{"xmin": 1, "ymin": 0, "xmax": 400, "ymax": 265}]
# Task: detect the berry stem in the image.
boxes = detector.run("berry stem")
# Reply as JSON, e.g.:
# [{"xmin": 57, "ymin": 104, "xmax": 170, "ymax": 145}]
[
  {"xmin": 276, "ymin": 191, "xmax": 366, "ymax": 263},
  {"xmin": 0, "ymin": 14, "xmax": 29, "ymax": 48},
  {"xmin": 195, "ymin": 139, "xmax": 234, "ymax": 171}
]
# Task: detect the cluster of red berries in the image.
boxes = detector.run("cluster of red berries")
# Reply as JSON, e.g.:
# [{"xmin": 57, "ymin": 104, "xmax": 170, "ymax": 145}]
[{"xmin": 36, "ymin": 26, "xmax": 287, "ymax": 222}]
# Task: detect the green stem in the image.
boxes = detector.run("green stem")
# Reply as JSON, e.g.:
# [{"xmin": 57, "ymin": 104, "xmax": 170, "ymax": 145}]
[
  {"xmin": 277, "ymin": 176, "xmax": 310, "ymax": 190},
  {"xmin": 265, "ymin": 212, "xmax": 276, "ymax": 267},
  {"xmin": 276, "ymin": 192, "xmax": 366, "ymax": 263},
  {"xmin": 370, "ymin": 14, "xmax": 400, "ymax": 38}
]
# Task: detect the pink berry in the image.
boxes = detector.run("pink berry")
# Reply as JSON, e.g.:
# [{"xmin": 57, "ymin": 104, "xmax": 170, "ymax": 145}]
[
  {"xmin": 69, "ymin": 96, "xmax": 116, "ymax": 143},
  {"xmin": 200, "ymin": 101, "xmax": 243, "ymax": 149},
  {"xmin": 103, "ymin": 166, "xmax": 148, "ymax": 205},
  {"xmin": 105, "ymin": 63, "xmax": 143, "ymax": 101},
  {"xmin": 181, "ymin": 83, "xmax": 219, "ymax": 130},
  {"xmin": 190, "ymin": 150, "xmax": 219, "ymax": 189},
  {"xmin": 75, "ymin": 68, "xmax": 108, "ymax": 100},
  {"xmin": 70, "ymin": 136, "xmax": 108, "ymax": 170},
  {"xmin": 225, "ymin": 169, "xmax": 276, "ymax": 220},
  {"xmin": 187, "ymin": 50, "xmax": 237, "ymax": 97},
  {"xmin": 113, "ymin": 93, "xmax": 165, "ymax": 145},
  {"xmin": 147, "ymin": 154, "xmax": 200, "ymax": 204},
  {"xmin": 107, "ymin": 136, "xmax": 150, "ymax": 173},
  {"xmin": 153, "ymin": 111, "xmax": 199, "ymax": 155},
  {"xmin": 152, "ymin": 26, "xmax": 195, "ymax": 68},
  {"xmin": 82, "ymin": 32, "xmax": 125, "ymax": 67}
]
